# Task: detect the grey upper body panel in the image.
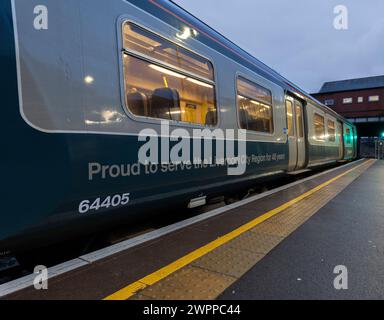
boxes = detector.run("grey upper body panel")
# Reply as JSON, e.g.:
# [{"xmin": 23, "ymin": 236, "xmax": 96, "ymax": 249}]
[{"xmin": 12, "ymin": 0, "xmax": 353, "ymax": 141}]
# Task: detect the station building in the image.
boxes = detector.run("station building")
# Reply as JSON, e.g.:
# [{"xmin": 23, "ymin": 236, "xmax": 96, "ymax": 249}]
[
  {"xmin": 312, "ymin": 76, "xmax": 384, "ymax": 156},
  {"xmin": 312, "ymin": 75, "xmax": 384, "ymax": 137}
]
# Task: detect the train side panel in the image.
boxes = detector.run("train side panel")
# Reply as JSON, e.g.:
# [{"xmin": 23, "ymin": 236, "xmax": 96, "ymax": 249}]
[
  {"xmin": 1, "ymin": 0, "xmax": 290, "ymax": 253},
  {"xmin": 306, "ymin": 104, "xmax": 341, "ymax": 167},
  {"xmin": 1, "ymin": 0, "xmax": 356, "ymax": 254}
]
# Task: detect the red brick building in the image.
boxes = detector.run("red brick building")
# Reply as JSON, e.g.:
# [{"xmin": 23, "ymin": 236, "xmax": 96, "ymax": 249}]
[{"xmin": 312, "ymin": 76, "xmax": 384, "ymax": 137}]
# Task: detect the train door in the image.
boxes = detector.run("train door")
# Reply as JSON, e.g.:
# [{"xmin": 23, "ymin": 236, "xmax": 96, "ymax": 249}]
[
  {"xmin": 353, "ymin": 127, "xmax": 358, "ymax": 158},
  {"xmin": 286, "ymin": 97, "xmax": 306, "ymax": 171},
  {"xmin": 286, "ymin": 98, "xmax": 297, "ymax": 171},
  {"xmin": 294, "ymin": 100, "xmax": 306, "ymax": 168},
  {"xmin": 337, "ymin": 121, "xmax": 344, "ymax": 159}
]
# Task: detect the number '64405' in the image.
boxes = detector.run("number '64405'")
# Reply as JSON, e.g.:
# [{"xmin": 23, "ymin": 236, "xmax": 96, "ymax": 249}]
[{"xmin": 79, "ymin": 193, "xmax": 130, "ymax": 214}]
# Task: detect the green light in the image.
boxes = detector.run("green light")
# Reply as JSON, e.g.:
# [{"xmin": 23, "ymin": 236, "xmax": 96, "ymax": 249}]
[{"xmin": 381, "ymin": 131, "xmax": 384, "ymax": 138}]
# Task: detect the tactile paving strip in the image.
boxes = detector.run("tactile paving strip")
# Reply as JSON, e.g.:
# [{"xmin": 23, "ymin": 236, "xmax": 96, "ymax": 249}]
[
  {"xmin": 129, "ymin": 160, "xmax": 374, "ymax": 300},
  {"xmin": 192, "ymin": 244, "xmax": 265, "ymax": 278},
  {"xmin": 132, "ymin": 266, "xmax": 235, "ymax": 300}
]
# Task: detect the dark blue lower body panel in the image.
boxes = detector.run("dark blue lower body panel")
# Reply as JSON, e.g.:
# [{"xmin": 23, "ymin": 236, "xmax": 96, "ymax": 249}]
[{"xmin": 1, "ymin": 130, "xmax": 290, "ymax": 253}]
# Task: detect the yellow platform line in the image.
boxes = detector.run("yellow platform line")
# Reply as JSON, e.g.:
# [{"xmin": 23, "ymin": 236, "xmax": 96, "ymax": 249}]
[{"xmin": 104, "ymin": 159, "xmax": 373, "ymax": 300}]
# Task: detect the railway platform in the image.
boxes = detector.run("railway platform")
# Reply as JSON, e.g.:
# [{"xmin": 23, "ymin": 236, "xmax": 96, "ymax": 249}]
[{"xmin": 1, "ymin": 158, "xmax": 382, "ymax": 300}]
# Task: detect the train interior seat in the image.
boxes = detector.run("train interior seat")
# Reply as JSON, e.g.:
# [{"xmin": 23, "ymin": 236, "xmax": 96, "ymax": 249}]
[
  {"xmin": 205, "ymin": 110, "xmax": 217, "ymax": 126},
  {"xmin": 127, "ymin": 91, "xmax": 149, "ymax": 117},
  {"xmin": 151, "ymin": 88, "xmax": 181, "ymax": 121},
  {"xmin": 239, "ymin": 108, "xmax": 249, "ymax": 129}
]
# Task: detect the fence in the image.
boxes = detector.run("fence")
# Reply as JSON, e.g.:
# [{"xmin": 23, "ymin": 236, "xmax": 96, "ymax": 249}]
[{"xmin": 359, "ymin": 138, "xmax": 384, "ymax": 159}]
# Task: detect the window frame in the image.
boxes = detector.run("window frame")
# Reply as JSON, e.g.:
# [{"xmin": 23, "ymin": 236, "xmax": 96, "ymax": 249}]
[
  {"xmin": 119, "ymin": 19, "xmax": 220, "ymax": 129},
  {"xmin": 345, "ymin": 127, "xmax": 352, "ymax": 145},
  {"xmin": 343, "ymin": 97, "xmax": 353, "ymax": 104},
  {"xmin": 326, "ymin": 119, "xmax": 336, "ymax": 142},
  {"xmin": 295, "ymin": 100, "xmax": 304, "ymax": 138},
  {"xmin": 313, "ymin": 112, "xmax": 326, "ymax": 141},
  {"xmin": 235, "ymin": 74, "xmax": 275, "ymax": 136},
  {"xmin": 285, "ymin": 99, "xmax": 294, "ymax": 137}
]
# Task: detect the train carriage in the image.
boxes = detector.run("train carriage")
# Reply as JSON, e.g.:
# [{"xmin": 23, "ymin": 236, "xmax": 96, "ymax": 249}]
[{"xmin": 0, "ymin": 0, "xmax": 356, "ymax": 255}]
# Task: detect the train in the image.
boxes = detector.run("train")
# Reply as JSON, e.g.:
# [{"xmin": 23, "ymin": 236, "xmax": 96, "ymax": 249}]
[{"xmin": 0, "ymin": 0, "xmax": 357, "ymax": 256}]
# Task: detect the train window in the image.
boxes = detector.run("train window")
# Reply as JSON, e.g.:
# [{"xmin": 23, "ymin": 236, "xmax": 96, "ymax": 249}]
[
  {"xmin": 237, "ymin": 77, "xmax": 273, "ymax": 134},
  {"xmin": 327, "ymin": 120, "xmax": 336, "ymax": 142},
  {"xmin": 122, "ymin": 22, "xmax": 217, "ymax": 126},
  {"xmin": 368, "ymin": 95, "xmax": 380, "ymax": 102},
  {"xmin": 285, "ymin": 100, "xmax": 294, "ymax": 136},
  {"xmin": 345, "ymin": 128, "xmax": 352, "ymax": 144},
  {"xmin": 313, "ymin": 113, "xmax": 325, "ymax": 140},
  {"xmin": 295, "ymin": 101, "xmax": 304, "ymax": 138},
  {"xmin": 123, "ymin": 23, "xmax": 214, "ymax": 81}
]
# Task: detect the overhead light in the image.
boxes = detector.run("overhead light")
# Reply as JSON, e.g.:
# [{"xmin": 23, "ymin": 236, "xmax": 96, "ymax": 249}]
[
  {"xmin": 84, "ymin": 75, "xmax": 94, "ymax": 84},
  {"xmin": 85, "ymin": 110, "xmax": 123, "ymax": 125},
  {"xmin": 186, "ymin": 78, "xmax": 213, "ymax": 88},
  {"xmin": 102, "ymin": 110, "xmax": 121, "ymax": 122},
  {"xmin": 176, "ymin": 27, "xmax": 197, "ymax": 40},
  {"xmin": 149, "ymin": 64, "xmax": 186, "ymax": 78},
  {"xmin": 177, "ymin": 27, "xmax": 191, "ymax": 40},
  {"xmin": 167, "ymin": 110, "xmax": 186, "ymax": 115}
]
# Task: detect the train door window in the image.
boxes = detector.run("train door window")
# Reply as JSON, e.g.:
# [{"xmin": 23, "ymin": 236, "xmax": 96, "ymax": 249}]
[
  {"xmin": 345, "ymin": 128, "xmax": 352, "ymax": 144},
  {"xmin": 237, "ymin": 77, "xmax": 274, "ymax": 134},
  {"xmin": 122, "ymin": 22, "xmax": 217, "ymax": 126},
  {"xmin": 295, "ymin": 101, "xmax": 304, "ymax": 138},
  {"xmin": 327, "ymin": 120, "xmax": 336, "ymax": 142},
  {"xmin": 313, "ymin": 113, "xmax": 325, "ymax": 140},
  {"xmin": 285, "ymin": 100, "xmax": 294, "ymax": 136}
]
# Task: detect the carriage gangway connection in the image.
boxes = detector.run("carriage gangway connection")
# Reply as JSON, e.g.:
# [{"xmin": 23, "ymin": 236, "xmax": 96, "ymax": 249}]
[{"xmin": 1, "ymin": 158, "xmax": 383, "ymax": 300}]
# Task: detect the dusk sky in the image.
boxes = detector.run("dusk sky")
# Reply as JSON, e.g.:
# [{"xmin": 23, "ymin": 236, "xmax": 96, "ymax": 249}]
[{"xmin": 173, "ymin": 0, "xmax": 384, "ymax": 93}]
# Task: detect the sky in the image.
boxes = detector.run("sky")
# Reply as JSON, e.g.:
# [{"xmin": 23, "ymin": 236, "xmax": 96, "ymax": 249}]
[{"xmin": 172, "ymin": 0, "xmax": 384, "ymax": 93}]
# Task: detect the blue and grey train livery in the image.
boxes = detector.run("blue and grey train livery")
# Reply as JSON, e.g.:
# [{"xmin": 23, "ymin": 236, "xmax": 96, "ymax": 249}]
[{"xmin": 0, "ymin": 0, "xmax": 357, "ymax": 255}]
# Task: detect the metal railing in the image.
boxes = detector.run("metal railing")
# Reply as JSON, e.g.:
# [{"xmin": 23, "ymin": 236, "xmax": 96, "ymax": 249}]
[
  {"xmin": 359, "ymin": 137, "xmax": 384, "ymax": 159},
  {"xmin": 375, "ymin": 139, "xmax": 384, "ymax": 160}
]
